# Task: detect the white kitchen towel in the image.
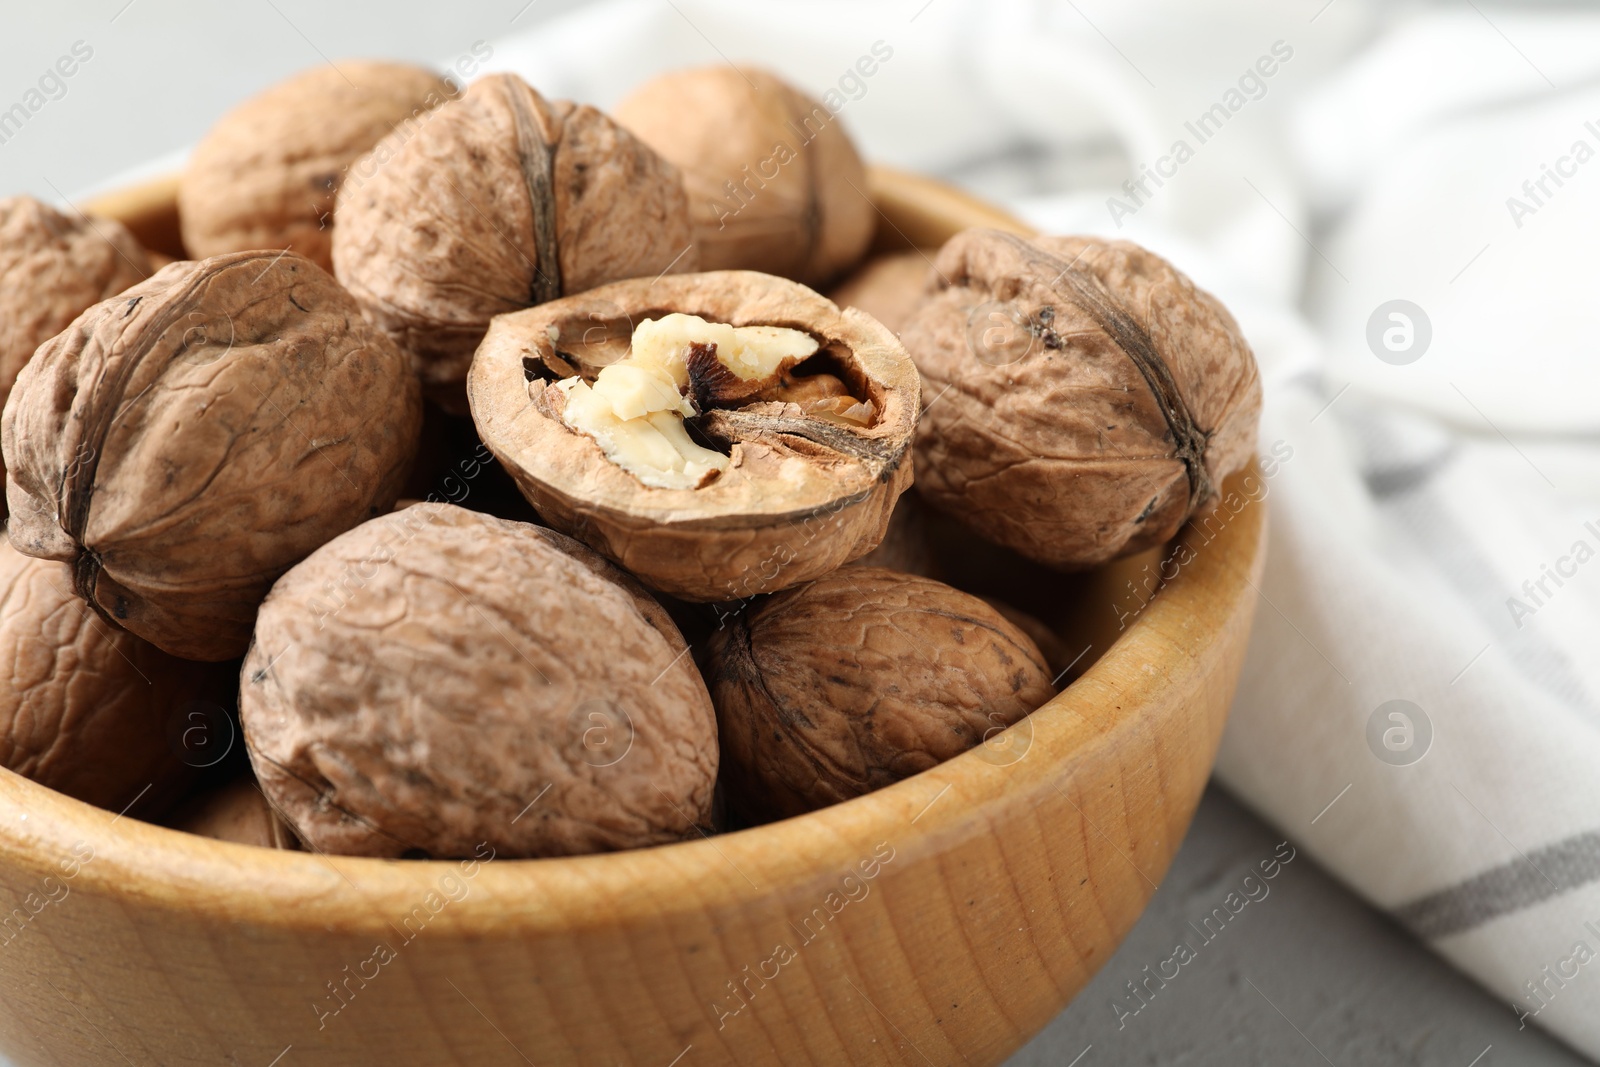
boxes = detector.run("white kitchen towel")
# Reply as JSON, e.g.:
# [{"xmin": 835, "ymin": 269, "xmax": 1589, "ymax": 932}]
[{"xmin": 476, "ymin": 0, "xmax": 1600, "ymax": 1056}]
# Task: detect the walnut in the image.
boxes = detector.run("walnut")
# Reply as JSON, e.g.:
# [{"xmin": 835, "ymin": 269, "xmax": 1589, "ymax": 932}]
[
  {"xmin": 0, "ymin": 196, "xmax": 153, "ymax": 518},
  {"xmin": 333, "ymin": 73, "xmax": 696, "ymax": 409},
  {"xmin": 0, "ymin": 541, "xmax": 233, "ymax": 817},
  {"xmin": 903, "ymin": 230, "xmax": 1261, "ymax": 569},
  {"xmin": 3, "ymin": 251, "xmax": 421, "ymax": 662},
  {"xmin": 468, "ymin": 271, "xmax": 920, "ymax": 601},
  {"xmin": 707, "ymin": 566, "xmax": 1055, "ymax": 821},
  {"xmin": 169, "ymin": 775, "xmax": 299, "ymax": 849},
  {"xmin": 239, "ymin": 504, "xmax": 718, "ymax": 859},
  {"xmin": 179, "ymin": 61, "xmax": 453, "ymax": 273},
  {"xmin": 980, "ymin": 597, "xmax": 1074, "ymax": 682},
  {"xmin": 614, "ymin": 66, "xmax": 873, "ymax": 288},
  {"xmin": 828, "ymin": 250, "xmax": 933, "ymax": 337}
]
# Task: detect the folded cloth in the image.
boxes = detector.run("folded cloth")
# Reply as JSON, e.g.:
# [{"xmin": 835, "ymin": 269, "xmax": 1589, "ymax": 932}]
[
  {"xmin": 1228, "ymin": 7, "xmax": 1600, "ymax": 1054},
  {"xmin": 485, "ymin": 0, "xmax": 1600, "ymax": 1055}
]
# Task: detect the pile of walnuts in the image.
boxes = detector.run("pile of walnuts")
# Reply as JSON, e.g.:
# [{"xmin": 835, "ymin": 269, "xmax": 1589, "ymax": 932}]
[{"xmin": 0, "ymin": 58, "xmax": 1258, "ymax": 859}]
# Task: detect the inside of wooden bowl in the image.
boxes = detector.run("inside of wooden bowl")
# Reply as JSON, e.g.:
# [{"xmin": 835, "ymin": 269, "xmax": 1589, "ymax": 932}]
[
  {"xmin": 866, "ymin": 166, "xmax": 1032, "ymax": 252},
  {"xmin": 13, "ymin": 168, "xmax": 1267, "ymax": 915},
  {"xmin": 84, "ymin": 174, "xmax": 184, "ymax": 259}
]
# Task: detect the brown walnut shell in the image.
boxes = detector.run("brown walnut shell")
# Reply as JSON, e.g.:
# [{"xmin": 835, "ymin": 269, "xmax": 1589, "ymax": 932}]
[
  {"xmin": 240, "ymin": 504, "xmax": 718, "ymax": 859},
  {"xmin": 613, "ymin": 66, "xmax": 874, "ymax": 287},
  {"xmin": 980, "ymin": 597, "xmax": 1074, "ymax": 681},
  {"xmin": 707, "ymin": 566, "xmax": 1055, "ymax": 822},
  {"xmin": 0, "ymin": 196, "xmax": 153, "ymax": 517},
  {"xmin": 468, "ymin": 271, "xmax": 920, "ymax": 602},
  {"xmin": 179, "ymin": 61, "xmax": 454, "ymax": 273},
  {"xmin": 3, "ymin": 251, "xmax": 421, "ymax": 662},
  {"xmin": 903, "ymin": 229, "xmax": 1262, "ymax": 569},
  {"xmin": 333, "ymin": 72, "xmax": 696, "ymax": 407},
  {"xmin": 0, "ymin": 541, "xmax": 234, "ymax": 817},
  {"xmin": 828, "ymin": 250, "xmax": 932, "ymax": 337}
]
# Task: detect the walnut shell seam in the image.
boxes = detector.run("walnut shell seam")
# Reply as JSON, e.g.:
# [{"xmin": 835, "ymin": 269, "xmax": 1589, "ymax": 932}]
[
  {"xmin": 51, "ymin": 254, "xmax": 284, "ymax": 617},
  {"xmin": 504, "ymin": 80, "xmax": 561, "ymax": 304},
  {"xmin": 985, "ymin": 231, "xmax": 1212, "ymax": 508}
]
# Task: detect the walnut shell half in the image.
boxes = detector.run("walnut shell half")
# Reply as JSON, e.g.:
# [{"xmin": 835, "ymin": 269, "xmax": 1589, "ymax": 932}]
[
  {"xmin": 707, "ymin": 566, "xmax": 1056, "ymax": 822},
  {"xmin": 180, "ymin": 61, "xmax": 455, "ymax": 272},
  {"xmin": 240, "ymin": 504, "xmax": 718, "ymax": 859},
  {"xmin": 468, "ymin": 271, "xmax": 920, "ymax": 602},
  {"xmin": 904, "ymin": 229, "xmax": 1261, "ymax": 569},
  {"xmin": 613, "ymin": 66, "xmax": 874, "ymax": 287},
  {"xmin": 0, "ymin": 541, "xmax": 234, "ymax": 817},
  {"xmin": 3, "ymin": 251, "xmax": 421, "ymax": 661},
  {"xmin": 333, "ymin": 72, "xmax": 696, "ymax": 407}
]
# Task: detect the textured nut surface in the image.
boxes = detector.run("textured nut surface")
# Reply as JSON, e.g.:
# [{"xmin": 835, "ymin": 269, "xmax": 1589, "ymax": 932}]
[
  {"xmin": 469, "ymin": 271, "xmax": 920, "ymax": 601},
  {"xmin": 707, "ymin": 566, "xmax": 1055, "ymax": 821},
  {"xmin": 0, "ymin": 197, "xmax": 152, "ymax": 515},
  {"xmin": 828, "ymin": 250, "xmax": 932, "ymax": 338},
  {"xmin": 0, "ymin": 541, "xmax": 231, "ymax": 816},
  {"xmin": 614, "ymin": 66, "xmax": 873, "ymax": 287},
  {"xmin": 333, "ymin": 72, "xmax": 696, "ymax": 404},
  {"xmin": 903, "ymin": 229, "xmax": 1261, "ymax": 569},
  {"xmin": 170, "ymin": 775, "xmax": 299, "ymax": 849},
  {"xmin": 179, "ymin": 61, "xmax": 453, "ymax": 272},
  {"xmin": 240, "ymin": 504, "xmax": 718, "ymax": 859},
  {"xmin": 4, "ymin": 251, "xmax": 421, "ymax": 661},
  {"xmin": 982, "ymin": 597, "xmax": 1073, "ymax": 681}
]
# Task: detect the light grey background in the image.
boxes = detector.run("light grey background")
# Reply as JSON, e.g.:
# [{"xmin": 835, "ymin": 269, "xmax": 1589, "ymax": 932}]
[
  {"xmin": 0, "ymin": 1, "xmax": 596, "ymax": 200},
  {"xmin": 0, "ymin": 3, "xmax": 1588, "ymax": 1065}
]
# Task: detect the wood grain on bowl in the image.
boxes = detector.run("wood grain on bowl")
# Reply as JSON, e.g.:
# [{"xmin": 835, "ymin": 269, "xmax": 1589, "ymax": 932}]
[{"xmin": 0, "ymin": 169, "xmax": 1266, "ymax": 1067}]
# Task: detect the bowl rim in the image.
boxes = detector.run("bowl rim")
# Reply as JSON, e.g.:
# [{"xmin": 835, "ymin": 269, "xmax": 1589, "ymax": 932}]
[{"xmin": 0, "ymin": 168, "xmax": 1267, "ymax": 939}]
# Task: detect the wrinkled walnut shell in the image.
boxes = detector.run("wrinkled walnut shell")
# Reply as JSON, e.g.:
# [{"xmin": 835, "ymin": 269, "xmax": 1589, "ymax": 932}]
[
  {"xmin": 0, "ymin": 541, "xmax": 233, "ymax": 817},
  {"xmin": 468, "ymin": 271, "xmax": 920, "ymax": 601},
  {"xmin": 981, "ymin": 597, "xmax": 1074, "ymax": 682},
  {"xmin": 240, "ymin": 504, "xmax": 718, "ymax": 859},
  {"xmin": 333, "ymin": 72, "xmax": 696, "ymax": 407},
  {"xmin": 614, "ymin": 66, "xmax": 873, "ymax": 287},
  {"xmin": 903, "ymin": 229, "xmax": 1261, "ymax": 569},
  {"xmin": 0, "ymin": 197, "xmax": 153, "ymax": 517},
  {"xmin": 707, "ymin": 566, "xmax": 1055, "ymax": 821},
  {"xmin": 828, "ymin": 250, "xmax": 932, "ymax": 337},
  {"xmin": 180, "ymin": 61, "xmax": 454, "ymax": 273},
  {"xmin": 4, "ymin": 251, "xmax": 421, "ymax": 661}
]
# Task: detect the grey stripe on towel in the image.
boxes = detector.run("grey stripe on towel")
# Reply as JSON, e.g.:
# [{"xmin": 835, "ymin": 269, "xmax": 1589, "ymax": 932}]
[{"xmin": 1395, "ymin": 829, "xmax": 1600, "ymax": 940}]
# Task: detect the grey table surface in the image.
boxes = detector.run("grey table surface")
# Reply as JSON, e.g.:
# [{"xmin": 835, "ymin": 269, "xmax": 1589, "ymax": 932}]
[
  {"xmin": 0, "ymin": 4, "xmax": 1590, "ymax": 1065},
  {"xmin": 1015, "ymin": 786, "xmax": 1585, "ymax": 1067}
]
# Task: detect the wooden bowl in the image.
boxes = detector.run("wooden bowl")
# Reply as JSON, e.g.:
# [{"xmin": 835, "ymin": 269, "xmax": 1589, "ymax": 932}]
[{"xmin": 0, "ymin": 168, "xmax": 1266, "ymax": 1066}]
